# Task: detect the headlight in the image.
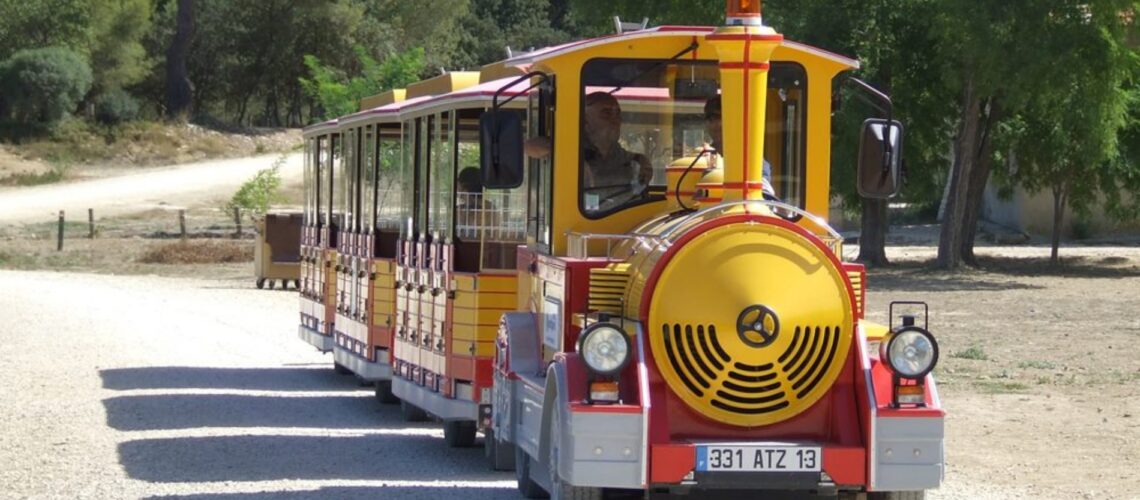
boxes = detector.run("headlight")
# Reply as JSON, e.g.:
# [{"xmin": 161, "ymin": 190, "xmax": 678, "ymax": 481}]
[
  {"xmin": 880, "ymin": 326, "xmax": 938, "ymax": 379},
  {"xmin": 578, "ymin": 324, "xmax": 632, "ymax": 376}
]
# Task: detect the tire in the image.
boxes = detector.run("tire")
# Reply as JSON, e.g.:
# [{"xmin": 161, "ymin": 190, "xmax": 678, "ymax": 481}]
[
  {"xmin": 484, "ymin": 428, "xmax": 516, "ymax": 471},
  {"xmin": 256, "ymin": 278, "xmax": 266, "ymax": 289},
  {"xmin": 401, "ymin": 400, "xmax": 428, "ymax": 422},
  {"xmin": 333, "ymin": 362, "xmax": 352, "ymax": 375},
  {"xmin": 293, "ymin": 279, "xmax": 301, "ymax": 289},
  {"xmin": 548, "ymin": 409, "xmax": 602, "ymax": 500},
  {"xmin": 374, "ymin": 380, "xmax": 399, "ymax": 404},
  {"xmin": 515, "ymin": 445, "xmax": 548, "ymax": 499},
  {"xmin": 444, "ymin": 420, "xmax": 477, "ymax": 448},
  {"xmin": 268, "ymin": 280, "xmax": 276, "ymax": 290},
  {"xmin": 870, "ymin": 492, "xmax": 926, "ymax": 500}
]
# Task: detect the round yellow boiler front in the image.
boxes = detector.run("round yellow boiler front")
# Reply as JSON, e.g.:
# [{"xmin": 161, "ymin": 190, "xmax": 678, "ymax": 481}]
[{"xmin": 647, "ymin": 221, "xmax": 853, "ymax": 427}]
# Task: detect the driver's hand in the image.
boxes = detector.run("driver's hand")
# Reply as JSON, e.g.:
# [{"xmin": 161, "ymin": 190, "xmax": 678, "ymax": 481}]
[{"xmin": 634, "ymin": 154, "xmax": 652, "ymax": 184}]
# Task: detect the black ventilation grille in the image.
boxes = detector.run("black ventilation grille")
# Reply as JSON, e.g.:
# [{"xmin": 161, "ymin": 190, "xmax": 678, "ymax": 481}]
[{"xmin": 661, "ymin": 323, "xmax": 843, "ymax": 417}]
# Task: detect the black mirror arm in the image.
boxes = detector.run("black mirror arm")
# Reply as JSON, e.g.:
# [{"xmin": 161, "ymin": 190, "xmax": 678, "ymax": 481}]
[
  {"xmin": 488, "ymin": 71, "xmax": 550, "ymax": 172},
  {"xmin": 844, "ymin": 76, "xmax": 895, "ymax": 175}
]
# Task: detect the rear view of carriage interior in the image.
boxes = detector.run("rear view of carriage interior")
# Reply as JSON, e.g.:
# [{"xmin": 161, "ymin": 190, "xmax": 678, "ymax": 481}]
[{"xmin": 296, "ymin": 2, "xmax": 944, "ymax": 498}]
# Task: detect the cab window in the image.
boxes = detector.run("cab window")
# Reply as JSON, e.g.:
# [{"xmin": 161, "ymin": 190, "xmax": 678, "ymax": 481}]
[{"xmin": 579, "ymin": 58, "xmax": 719, "ymax": 218}]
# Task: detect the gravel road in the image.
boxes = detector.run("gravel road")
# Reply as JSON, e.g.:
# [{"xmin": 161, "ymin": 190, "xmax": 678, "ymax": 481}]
[
  {"xmin": 0, "ymin": 270, "xmax": 513, "ymax": 499},
  {"xmin": 0, "ymin": 154, "xmax": 301, "ymax": 224},
  {"xmin": 0, "ymin": 267, "xmax": 1067, "ymax": 499}
]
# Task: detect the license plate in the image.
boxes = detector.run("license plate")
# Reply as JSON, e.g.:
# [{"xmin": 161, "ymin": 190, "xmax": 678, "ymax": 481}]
[{"xmin": 696, "ymin": 445, "xmax": 821, "ymax": 472}]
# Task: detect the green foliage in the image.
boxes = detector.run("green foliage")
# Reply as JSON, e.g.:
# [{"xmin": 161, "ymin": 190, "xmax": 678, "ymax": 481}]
[
  {"xmin": 87, "ymin": 0, "xmax": 152, "ymax": 93},
  {"xmin": 0, "ymin": 0, "xmax": 90, "ymax": 60},
  {"xmin": 300, "ymin": 46, "xmax": 425, "ymax": 120},
  {"xmin": 452, "ymin": 0, "xmax": 574, "ymax": 69},
  {"xmin": 93, "ymin": 88, "xmax": 140, "ymax": 125},
  {"xmin": 0, "ymin": 47, "xmax": 92, "ymax": 129},
  {"xmin": 225, "ymin": 156, "xmax": 286, "ymax": 218},
  {"xmin": 568, "ymin": 0, "xmax": 722, "ymax": 35},
  {"xmin": 951, "ymin": 345, "xmax": 989, "ymax": 361}
]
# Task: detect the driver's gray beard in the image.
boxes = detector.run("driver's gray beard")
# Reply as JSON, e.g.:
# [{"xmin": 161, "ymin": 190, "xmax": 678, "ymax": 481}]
[{"xmin": 588, "ymin": 126, "xmax": 620, "ymax": 153}]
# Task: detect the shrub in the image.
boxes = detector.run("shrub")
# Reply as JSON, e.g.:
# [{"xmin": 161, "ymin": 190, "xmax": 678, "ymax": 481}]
[
  {"xmin": 138, "ymin": 240, "xmax": 253, "ymax": 264},
  {"xmin": 93, "ymin": 88, "xmax": 139, "ymax": 125},
  {"xmin": 0, "ymin": 47, "xmax": 92, "ymax": 130},
  {"xmin": 223, "ymin": 155, "xmax": 286, "ymax": 225}
]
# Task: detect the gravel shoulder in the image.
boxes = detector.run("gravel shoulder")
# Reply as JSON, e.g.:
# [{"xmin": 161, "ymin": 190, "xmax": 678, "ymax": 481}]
[{"xmin": 1, "ymin": 242, "xmax": 1138, "ymax": 499}]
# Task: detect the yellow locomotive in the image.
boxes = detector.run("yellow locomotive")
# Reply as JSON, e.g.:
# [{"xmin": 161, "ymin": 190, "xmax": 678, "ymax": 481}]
[{"xmin": 298, "ymin": 1, "xmax": 943, "ymax": 498}]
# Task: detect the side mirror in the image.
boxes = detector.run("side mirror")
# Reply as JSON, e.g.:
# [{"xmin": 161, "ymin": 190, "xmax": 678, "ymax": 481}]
[
  {"xmin": 857, "ymin": 118, "xmax": 904, "ymax": 199},
  {"xmin": 480, "ymin": 110, "xmax": 524, "ymax": 189}
]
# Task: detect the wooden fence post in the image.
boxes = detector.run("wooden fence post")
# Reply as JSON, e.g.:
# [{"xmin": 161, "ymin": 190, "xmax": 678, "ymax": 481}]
[
  {"xmin": 57, "ymin": 210, "xmax": 64, "ymax": 251},
  {"xmin": 179, "ymin": 209, "xmax": 187, "ymax": 240},
  {"xmin": 233, "ymin": 207, "xmax": 241, "ymax": 238},
  {"xmin": 88, "ymin": 208, "xmax": 95, "ymax": 239}
]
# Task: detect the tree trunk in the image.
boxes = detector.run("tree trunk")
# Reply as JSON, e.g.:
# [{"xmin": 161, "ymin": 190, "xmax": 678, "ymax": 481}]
[
  {"xmin": 857, "ymin": 198, "xmax": 890, "ymax": 266},
  {"xmin": 1050, "ymin": 185, "xmax": 1066, "ymax": 264},
  {"xmin": 938, "ymin": 79, "xmax": 983, "ymax": 270},
  {"xmin": 960, "ymin": 98, "xmax": 1002, "ymax": 267},
  {"xmin": 165, "ymin": 0, "xmax": 195, "ymax": 121}
]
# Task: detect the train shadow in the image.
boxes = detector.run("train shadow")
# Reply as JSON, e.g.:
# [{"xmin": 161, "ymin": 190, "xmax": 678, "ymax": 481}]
[
  {"xmin": 146, "ymin": 486, "xmax": 513, "ymax": 500},
  {"xmin": 100, "ymin": 366, "xmax": 351, "ymax": 392},
  {"xmin": 866, "ymin": 261, "xmax": 1046, "ymax": 292},
  {"xmin": 103, "ymin": 394, "xmax": 393, "ymax": 431},
  {"xmin": 118, "ymin": 434, "xmax": 497, "ymax": 483}
]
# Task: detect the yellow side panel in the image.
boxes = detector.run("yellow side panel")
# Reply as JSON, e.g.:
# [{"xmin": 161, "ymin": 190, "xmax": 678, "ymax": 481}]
[
  {"xmin": 452, "ymin": 324, "xmax": 500, "ymax": 342},
  {"xmin": 454, "ymin": 290, "xmax": 517, "ymax": 310},
  {"xmin": 453, "ymin": 308, "xmax": 512, "ymax": 326},
  {"xmin": 453, "ymin": 273, "xmax": 518, "ymax": 293},
  {"xmin": 452, "ymin": 339, "xmax": 496, "ymax": 358}
]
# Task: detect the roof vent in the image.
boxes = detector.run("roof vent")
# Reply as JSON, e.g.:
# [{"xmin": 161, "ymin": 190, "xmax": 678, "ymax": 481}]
[{"xmin": 613, "ymin": 16, "xmax": 649, "ymax": 34}]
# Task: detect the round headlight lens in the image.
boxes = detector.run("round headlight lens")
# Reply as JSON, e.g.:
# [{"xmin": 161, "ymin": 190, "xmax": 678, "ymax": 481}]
[
  {"xmin": 882, "ymin": 327, "xmax": 938, "ymax": 379},
  {"xmin": 579, "ymin": 325, "xmax": 631, "ymax": 375}
]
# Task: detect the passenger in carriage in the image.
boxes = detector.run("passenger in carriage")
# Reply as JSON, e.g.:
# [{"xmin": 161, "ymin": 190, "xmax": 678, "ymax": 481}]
[
  {"xmin": 456, "ymin": 167, "xmax": 498, "ymax": 238},
  {"xmin": 703, "ymin": 95, "xmax": 774, "ymax": 196}
]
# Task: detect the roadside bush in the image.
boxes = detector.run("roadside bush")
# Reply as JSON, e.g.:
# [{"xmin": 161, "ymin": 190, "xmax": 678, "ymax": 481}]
[
  {"xmin": 93, "ymin": 88, "xmax": 139, "ymax": 125},
  {"xmin": 138, "ymin": 240, "xmax": 253, "ymax": 264},
  {"xmin": 224, "ymin": 155, "xmax": 285, "ymax": 218},
  {"xmin": 0, "ymin": 47, "xmax": 92, "ymax": 130}
]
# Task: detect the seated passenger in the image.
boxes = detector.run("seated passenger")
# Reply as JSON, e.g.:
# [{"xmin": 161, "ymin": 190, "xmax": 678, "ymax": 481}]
[
  {"xmin": 581, "ymin": 91, "xmax": 652, "ymax": 211},
  {"xmin": 703, "ymin": 96, "xmax": 774, "ymax": 196}
]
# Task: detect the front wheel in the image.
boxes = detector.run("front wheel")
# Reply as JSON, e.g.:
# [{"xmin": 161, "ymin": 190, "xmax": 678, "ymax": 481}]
[
  {"xmin": 484, "ymin": 428, "xmax": 516, "ymax": 471},
  {"xmin": 444, "ymin": 420, "xmax": 477, "ymax": 448},
  {"xmin": 548, "ymin": 408, "xmax": 602, "ymax": 500},
  {"xmin": 374, "ymin": 380, "xmax": 399, "ymax": 404},
  {"xmin": 515, "ymin": 446, "xmax": 547, "ymax": 499},
  {"xmin": 870, "ymin": 492, "xmax": 926, "ymax": 500}
]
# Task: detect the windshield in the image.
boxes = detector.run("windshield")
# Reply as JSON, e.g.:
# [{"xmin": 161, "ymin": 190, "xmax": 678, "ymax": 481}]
[{"xmin": 578, "ymin": 59, "xmax": 808, "ymax": 217}]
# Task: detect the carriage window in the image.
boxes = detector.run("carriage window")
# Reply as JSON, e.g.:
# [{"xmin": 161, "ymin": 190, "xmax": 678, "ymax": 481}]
[
  {"xmin": 579, "ymin": 59, "xmax": 719, "ymax": 218},
  {"xmin": 455, "ymin": 108, "xmax": 526, "ymax": 271},
  {"xmin": 361, "ymin": 125, "xmax": 375, "ymax": 234},
  {"xmin": 428, "ymin": 112, "xmax": 455, "ymax": 240},
  {"xmin": 400, "ymin": 120, "xmax": 417, "ymax": 238},
  {"xmin": 375, "ymin": 125, "xmax": 403, "ymax": 232},
  {"xmin": 328, "ymin": 133, "xmax": 342, "ymax": 229},
  {"xmin": 303, "ymin": 138, "xmax": 314, "ymax": 227}
]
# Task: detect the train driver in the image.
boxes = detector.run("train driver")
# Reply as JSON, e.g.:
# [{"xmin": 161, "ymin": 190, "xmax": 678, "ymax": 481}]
[{"xmin": 581, "ymin": 91, "xmax": 652, "ymax": 210}]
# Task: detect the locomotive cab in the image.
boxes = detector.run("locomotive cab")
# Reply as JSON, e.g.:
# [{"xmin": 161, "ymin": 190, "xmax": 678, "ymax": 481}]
[{"xmin": 479, "ymin": 2, "xmax": 943, "ymax": 499}]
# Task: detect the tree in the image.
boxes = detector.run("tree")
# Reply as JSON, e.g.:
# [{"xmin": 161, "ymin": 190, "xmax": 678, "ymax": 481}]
[
  {"xmin": 0, "ymin": 0, "xmax": 90, "ymax": 60},
  {"xmin": 165, "ymin": 0, "xmax": 194, "ymax": 120},
  {"xmin": 0, "ymin": 47, "xmax": 92, "ymax": 129},
  {"xmin": 1001, "ymin": 2, "xmax": 1138, "ymax": 263},
  {"xmin": 88, "ymin": 0, "xmax": 153, "ymax": 95},
  {"xmin": 300, "ymin": 46, "xmax": 425, "ymax": 120},
  {"xmin": 452, "ymin": 0, "xmax": 573, "ymax": 69}
]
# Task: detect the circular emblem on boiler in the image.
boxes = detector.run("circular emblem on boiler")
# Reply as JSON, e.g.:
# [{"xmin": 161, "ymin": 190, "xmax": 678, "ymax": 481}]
[{"xmin": 736, "ymin": 305, "xmax": 781, "ymax": 348}]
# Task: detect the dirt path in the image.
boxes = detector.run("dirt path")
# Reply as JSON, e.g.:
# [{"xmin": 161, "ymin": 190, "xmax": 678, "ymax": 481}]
[{"xmin": 0, "ymin": 153, "xmax": 302, "ymax": 224}]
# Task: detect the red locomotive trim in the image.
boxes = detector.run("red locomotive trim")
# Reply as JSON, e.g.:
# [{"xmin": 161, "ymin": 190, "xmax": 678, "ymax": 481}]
[
  {"xmin": 568, "ymin": 403, "xmax": 642, "ymax": 414},
  {"xmin": 719, "ymin": 61, "xmax": 770, "ymax": 70},
  {"xmin": 720, "ymin": 181, "xmax": 767, "ymax": 188},
  {"xmin": 650, "ymin": 444, "xmax": 696, "ymax": 483},
  {"xmin": 704, "ymin": 33, "xmax": 785, "ymax": 42}
]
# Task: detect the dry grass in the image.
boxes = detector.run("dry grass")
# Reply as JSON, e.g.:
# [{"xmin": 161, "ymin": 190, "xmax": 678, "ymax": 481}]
[{"xmin": 137, "ymin": 240, "xmax": 253, "ymax": 264}]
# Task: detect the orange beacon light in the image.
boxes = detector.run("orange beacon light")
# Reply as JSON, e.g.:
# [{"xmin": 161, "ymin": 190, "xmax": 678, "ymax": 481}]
[{"xmin": 726, "ymin": 0, "xmax": 763, "ymax": 25}]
